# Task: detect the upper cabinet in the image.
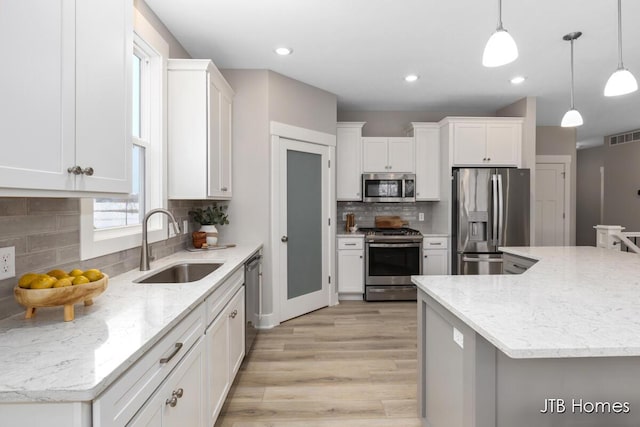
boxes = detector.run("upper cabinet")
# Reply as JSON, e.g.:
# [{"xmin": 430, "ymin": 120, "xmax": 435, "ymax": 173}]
[
  {"xmin": 409, "ymin": 123, "xmax": 440, "ymax": 201},
  {"xmin": 168, "ymin": 59, "xmax": 234, "ymax": 200},
  {"xmin": 444, "ymin": 118, "xmax": 522, "ymax": 167},
  {"xmin": 363, "ymin": 137, "xmax": 414, "ymax": 173},
  {"xmin": 0, "ymin": 0, "xmax": 132, "ymax": 194},
  {"xmin": 336, "ymin": 122, "xmax": 365, "ymax": 201}
]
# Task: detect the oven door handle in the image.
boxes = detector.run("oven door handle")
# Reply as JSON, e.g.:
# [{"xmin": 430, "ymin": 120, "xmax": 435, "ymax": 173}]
[{"xmin": 368, "ymin": 243, "xmax": 422, "ymax": 248}]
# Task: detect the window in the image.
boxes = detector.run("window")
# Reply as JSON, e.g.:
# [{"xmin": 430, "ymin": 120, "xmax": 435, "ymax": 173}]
[{"xmin": 80, "ymin": 11, "xmax": 169, "ymax": 260}]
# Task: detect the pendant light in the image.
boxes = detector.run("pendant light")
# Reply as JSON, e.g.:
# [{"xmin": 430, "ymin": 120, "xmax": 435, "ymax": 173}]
[
  {"xmin": 604, "ymin": 0, "xmax": 637, "ymax": 96},
  {"xmin": 482, "ymin": 0, "xmax": 518, "ymax": 67},
  {"xmin": 561, "ymin": 32, "xmax": 584, "ymax": 128}
]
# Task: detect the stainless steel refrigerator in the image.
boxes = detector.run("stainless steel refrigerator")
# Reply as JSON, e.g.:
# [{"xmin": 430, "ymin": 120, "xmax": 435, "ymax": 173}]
[{"xmin": 452, "ymin": 168, "xmax": 530, "ymax": 275}]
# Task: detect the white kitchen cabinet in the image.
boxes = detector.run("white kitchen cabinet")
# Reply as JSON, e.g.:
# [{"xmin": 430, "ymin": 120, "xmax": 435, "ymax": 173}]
[
  {"xmin": 363, "ymin": 137, "xmax": 415, "ymax": 173},
  {"xmin": 336, "ymin": 122, "xmax": 365, "ymax": 201},
  {"xmin": 503, "ymin": 252, "xmax": 537, "ymax": 275},
  {"xmin": 337, "ymin": 237, "xmax": 365, "ymax": 295},
  {"xmin": 445, "ymin": 118, "xmax": 522, "ymax": 167},
  {"xmin": 423, "ymin": 237, "xmax": 448, "ymax": 275},
  {"xmin": 128, "ymin": 338, "xmax": 205, "ymax": 427},
  {"xmin": 0, "ymin": 0, "xmax": 132, "ymax": 194},
  {"xmin": 205, "ymin": 284, "xmax": 245, "ymax": 425},
  {"xmin": 410, "ymin": 123, "xmax": 440, "ymax": 200},
  {"xmin": 168, "ymin": 59, "xmax": 234, "ymax": 200}
]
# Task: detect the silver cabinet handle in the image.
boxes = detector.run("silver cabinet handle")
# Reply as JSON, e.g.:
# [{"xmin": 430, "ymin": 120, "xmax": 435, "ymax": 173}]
[
  {"xmin": 173, "ymin": 388, "xmax": 184, "ymax": 398},
  {"xmin": 159, "ymin": 342, "xmax": 183, "ymax": 364},
  {"xmin": 221, "ymin": 187, "xmax": 228, "ymax": 191},
  {"xmin": 462, "ymin": 257, "xmax": 503, "ymax": 263},
  {"xmin": 512, "ymin": 264, "xmax": 527, "ymax": 270},
  {"xmin": 67, "ymin": 166, "xmax": 82, "ymax": 175},
  {"xmin": 344, "ymin": 243, "xmax": 357, "ymax": 246},
  {"xmin": 82, "ymin": 167, "xmax": 94, "ymax": 176},
  {"xmin": 428, "ymin": 242, "xmax": 442, "ymax": 246},
  {"xmin": 359, "ymin": 255, "xmax": 363, "ymax": 259},
  {"xmin": 166, "ymin": 396, "xmax": 178, "ymax": 407},
  {"xmin": 281, "ymin": 236, "xmax": 288, "ymax": 242}
]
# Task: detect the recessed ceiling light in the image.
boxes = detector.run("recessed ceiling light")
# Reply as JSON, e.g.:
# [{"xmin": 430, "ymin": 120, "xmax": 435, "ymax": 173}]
[
  {"xmin": 274, "ymin": 47, "xmax": 293, "ymax": 56},
  {"xmin": 405, "ymin": 74, "xmax": 419, "ymax": 82},
  {"xmin": 510, "ymin": 76, "xmax": 526, "ymax": 85}
]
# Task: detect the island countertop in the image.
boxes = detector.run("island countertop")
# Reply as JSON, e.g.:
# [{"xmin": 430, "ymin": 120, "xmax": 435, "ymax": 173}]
[
  {"xmin": 0, "ymin": 243, "xmax": 262, "ymax": 403},
  {"xmin": 412, "ymin": 246, "xmax": 640, "ymax": 359}
]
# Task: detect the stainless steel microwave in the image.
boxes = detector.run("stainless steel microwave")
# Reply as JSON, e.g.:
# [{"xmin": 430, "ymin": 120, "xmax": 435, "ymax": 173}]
[{"xmin": 362, "ymin": 173, "xmax": 416, "ymax": 203}]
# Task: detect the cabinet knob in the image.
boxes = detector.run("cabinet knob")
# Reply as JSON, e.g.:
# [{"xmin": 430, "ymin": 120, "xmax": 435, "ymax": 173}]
[
  {"xmin": 67, "ymin": 166, "xmax": 83, "ymax": 175},
  {"xmin": 82, "ymin": 167, "xmax": 94, "ymax": 176},
  {"xmin": 165, "ymin": 396, "xmax": 178, "ymax": 407},
  {"xmin": 356, "ymin": 192, "xmax": 361, "ymax": 196},
  {"xmin": 221, "ymin": 187, "xmax": 228, "ymax": 191},
  {"xmin": 173, "ymin": 388, "xmax": 184, "ymax": 398},
  {"xmin": 360, "ymin": 255, "xmax": 363, "ymax": 259},
  {"xmin": 424, "ymin": 255, "xmax": 428, "ymax": 258},
  {"xmin": 230, "ymin": 309, "xmax": 238, "ymax": 319},
  {"xmin": 487, "ymin": 158, "xmax": 491, "ymax": 161},
  {"xmin": 281, "ymin": 236, "xmax": 288, "ymax": 243},
  {"xmin": 482, "ymin": 158, "xmax": 486, "ymax": 161}
]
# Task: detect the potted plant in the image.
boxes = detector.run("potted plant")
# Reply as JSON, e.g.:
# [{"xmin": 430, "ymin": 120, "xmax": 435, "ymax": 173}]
[{"xmin": 189, "ymin": 204, "xmax": 230, "ymax": 246}]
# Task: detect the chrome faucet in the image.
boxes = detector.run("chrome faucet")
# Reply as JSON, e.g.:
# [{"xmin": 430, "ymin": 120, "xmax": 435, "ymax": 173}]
[{"xmin": 140, "ymin": 208, "xmax": 181, "ymax": 271}]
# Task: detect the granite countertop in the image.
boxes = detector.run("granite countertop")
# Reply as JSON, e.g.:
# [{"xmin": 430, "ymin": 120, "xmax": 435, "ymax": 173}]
[
  {"xmin": 0, "ymin": 243, "xmax": 262, "ymax": 403},
  {"xmin": 413, "ymin": 246, "xmax": 640, "ymax": 359}
]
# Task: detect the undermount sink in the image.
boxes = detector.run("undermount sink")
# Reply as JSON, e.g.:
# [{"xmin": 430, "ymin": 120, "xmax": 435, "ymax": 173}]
[{"xmin": 135, "ymin": 263, "xmax": 223, "ymax": 284}]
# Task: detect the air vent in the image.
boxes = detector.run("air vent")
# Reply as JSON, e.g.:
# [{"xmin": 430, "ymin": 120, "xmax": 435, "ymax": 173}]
[{"xmin": 608, "ymin": 129, "xmax": 640, "ymax": 146}]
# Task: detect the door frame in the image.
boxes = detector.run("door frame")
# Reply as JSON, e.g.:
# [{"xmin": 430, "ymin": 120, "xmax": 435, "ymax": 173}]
[
  {"xmin": 270, "ymin": 121, "xmax": 337, "ymax": 326},
  {"xmin": 535, "ymin": 155, "xmax": 571, "ymax": 246}
]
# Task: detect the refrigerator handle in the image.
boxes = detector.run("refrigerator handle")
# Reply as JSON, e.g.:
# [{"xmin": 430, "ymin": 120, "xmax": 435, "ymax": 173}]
[
  {"xmin": 497, "ymin": 174, "xmax": 504, "ymax": 245},
  {"xmin": 491, "ymin": 175, "xmax": 498, "ymax": 244}
]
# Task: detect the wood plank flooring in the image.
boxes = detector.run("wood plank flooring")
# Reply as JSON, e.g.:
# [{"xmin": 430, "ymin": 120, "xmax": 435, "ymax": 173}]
[{"xmin": 215, "ymin": 301, "xmax": 420, "ymax": 427}]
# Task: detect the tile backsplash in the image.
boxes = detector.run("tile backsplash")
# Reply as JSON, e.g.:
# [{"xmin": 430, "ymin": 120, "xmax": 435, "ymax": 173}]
[
  {"xmin": 337, "ymin": 201, "xmax": 444, "ymax": 234},
  {"xmin": 0, "ymin": 197, "xmax": 213, "ymax": 320}
]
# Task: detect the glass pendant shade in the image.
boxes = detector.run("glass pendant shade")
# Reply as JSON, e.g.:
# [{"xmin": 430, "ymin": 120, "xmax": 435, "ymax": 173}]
[
  {"xmin": 561, "ymin": 109, "xmax": 583, "ymax": 128},
  {"xmin": 604, "ymin": 67, "xmax": 638, "ymax": 96},
  {"xmin": 482, "ymin": 29, "xmax": 518, "ymax": 67}
]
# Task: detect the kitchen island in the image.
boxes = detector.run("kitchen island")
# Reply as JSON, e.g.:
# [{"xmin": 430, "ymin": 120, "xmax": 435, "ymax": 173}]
[
  {"xmin": 413, "ymin": 246, "xmax": 640, "ymax": 427},
  {"xmin": 0, "ymin": 243, "xmax": 261, "ymax": 425}
]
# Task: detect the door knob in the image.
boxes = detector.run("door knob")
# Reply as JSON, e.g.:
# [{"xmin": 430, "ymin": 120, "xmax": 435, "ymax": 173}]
[{"xmin": 281, "ymin": 236, "xmax": 288, "ymax": 242}]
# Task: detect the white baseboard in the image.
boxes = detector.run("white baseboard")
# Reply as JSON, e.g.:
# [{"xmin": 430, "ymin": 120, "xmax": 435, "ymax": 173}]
[
  {"xmin": 257, "ymin": 312, "xmax": 279, "ymax": 329},
  {"xmin": 338, "ymin": 293, "xmax": 364, "ymax": 301}
]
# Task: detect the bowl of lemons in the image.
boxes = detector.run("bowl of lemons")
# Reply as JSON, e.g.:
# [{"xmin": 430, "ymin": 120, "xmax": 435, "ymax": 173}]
[{"xmin": 14, "ymin": 268, "xmax": 108, "ymax": 322}]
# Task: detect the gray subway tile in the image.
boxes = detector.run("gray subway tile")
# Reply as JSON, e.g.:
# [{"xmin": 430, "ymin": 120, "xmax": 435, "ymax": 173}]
[
  {"xmin": 0, "ymin": 198, "xmax": 27, "ymax": 216},
  {"xmin": 56, "ymin": 245, "xmax": 80, "ymax": 265},
  {"xmin": 0, "ymin": 216, "xmax": 57, "ymax": 238},
  {"xmin": 27, "ymin": 230, "xmax": 80, "ymax": 253},
  {"xmin": 15, "ymin": 250, "xmax": 58, "ymax": 274},
  {"xmin": 28, "ymin": 198, "xmax": 79, "ymax": 215},
  {"xmin": 56, "ymin": 214, "xmax": 80, "ymax": 231},
  {"xmin": 0, "ymin": 295, "xmax": 22, "ymax": 320},
  {"xmin": 0, "ymin": 237, "xmax": 27, "ymax": 255}
]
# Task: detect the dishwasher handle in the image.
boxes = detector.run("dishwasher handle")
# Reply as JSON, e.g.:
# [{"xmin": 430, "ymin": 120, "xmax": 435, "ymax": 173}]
[{"xmin": 246, "ymin": 255, "xmax": 262, "ymax": 271}]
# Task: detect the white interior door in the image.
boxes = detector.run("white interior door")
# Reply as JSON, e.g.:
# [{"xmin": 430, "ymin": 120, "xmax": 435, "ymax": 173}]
[
  {"xmin": 279, "ymin": 138, "xmax": 329, "ymax": 322},
  {"xmin": 535, "ymin": 163, "xmax": 566, "ymax": 245}
]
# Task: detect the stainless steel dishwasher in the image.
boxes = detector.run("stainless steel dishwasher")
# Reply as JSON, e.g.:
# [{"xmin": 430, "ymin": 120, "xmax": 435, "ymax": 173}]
[{"xmin": 244, "ymin": 253, "xmax": 261, "ymax": 353}]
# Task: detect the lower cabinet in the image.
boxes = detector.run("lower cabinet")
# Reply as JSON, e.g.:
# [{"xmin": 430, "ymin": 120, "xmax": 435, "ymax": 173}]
[
  {"xmin": 337, "ymin": 237, "xmax": 365, "ymax": 296},
  {"xmin": 502, "ymin": 253, "xmax": 537, "ymax": 274},
  {"xmin": 423, "ymin": 237, "xmax": 449, "ymax": 275},
  {"xmin": 128, "ymin": 338, "xmax": 205, "ymax": 427},
  {"xmin": 206, "ymin": 287, "xmax": 245, "ymax": 425}
]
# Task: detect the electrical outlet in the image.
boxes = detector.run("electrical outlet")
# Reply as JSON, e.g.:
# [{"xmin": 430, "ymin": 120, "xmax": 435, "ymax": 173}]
[
  {"xmin": 453, "ymin": 327, "xmax": 464, "ymax": 349},
  {"xmin": 419, "ymin": 212, "xmax": 425, "ymax": 221},
  {"xmin": 342, "ymin": 212, "xmax": 347, "ymax": 221},
  {"xmin": 183, "ymin": 220, "xmax": 188, "ymax": 235},
  {"xmin": 0, "ymin": 246, "xmax": 16, "ymax": 280}
]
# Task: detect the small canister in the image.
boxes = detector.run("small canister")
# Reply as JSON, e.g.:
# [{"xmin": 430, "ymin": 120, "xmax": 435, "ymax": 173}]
[{"xmin": 345, "ymin": 213, "xmax": 355, "ymax": 232}]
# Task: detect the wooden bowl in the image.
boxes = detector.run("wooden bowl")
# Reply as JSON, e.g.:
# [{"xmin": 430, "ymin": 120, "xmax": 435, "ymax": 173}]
[{"xmin": 14, "ymin": 275, "xmax": 108, "ymax": 322}]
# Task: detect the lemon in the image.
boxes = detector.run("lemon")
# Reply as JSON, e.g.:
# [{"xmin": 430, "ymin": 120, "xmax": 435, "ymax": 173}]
[
  {"xmin": 30, "ymin": 276, "xmax": 56, "ymax": 289},
  {"xmin": 53, "ymin": 277, "xmax": 73, "ymax": 288},
  {"xmin": 72, "ymin": 275, "xmax": 90, "ymax": 286},
  {"xmin": 69, "ymin": 269, "xmax": 84, "ymax": 277},
  {"xmin": 18, "ymin": 273, "xmax": 39, "ymax": 289},
  {"xmin": 83, "ymin": 269, "xmax": 104, "ymax": 282},
  {"xmin": 47, "ymin": 269, "xmax": 68, "ymax": 279}
]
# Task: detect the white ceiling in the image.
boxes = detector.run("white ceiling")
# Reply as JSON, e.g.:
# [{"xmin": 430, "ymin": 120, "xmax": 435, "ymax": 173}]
[{"xmin": 146, "ymin": 0, "xmax": 640, "ymax": 148}]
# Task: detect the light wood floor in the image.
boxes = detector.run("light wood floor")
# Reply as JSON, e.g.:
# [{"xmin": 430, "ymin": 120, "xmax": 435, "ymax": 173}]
[{"xmin": 215, "ymin": 301, "xmax": 421, "ymax": 427}]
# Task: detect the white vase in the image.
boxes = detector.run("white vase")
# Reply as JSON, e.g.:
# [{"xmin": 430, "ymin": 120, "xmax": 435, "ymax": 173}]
[{"xmin": 199, "ymin": 225, "xmax": 218, "ymax": 246}]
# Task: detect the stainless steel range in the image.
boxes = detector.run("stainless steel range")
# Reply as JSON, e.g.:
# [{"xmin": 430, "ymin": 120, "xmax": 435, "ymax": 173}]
[{"xmin": 360, "ymin": 227, "xmax": 423, "ymax": 301}]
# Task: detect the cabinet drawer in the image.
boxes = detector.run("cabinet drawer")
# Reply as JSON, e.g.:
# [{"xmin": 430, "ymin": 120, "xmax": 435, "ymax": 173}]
[
  {"xmin": 338, "ymin": 238, "xmax": 364, "ymax": 250},
  {"xmin": 93, "ymin": 304, "xmax": 205, "ymax": 427},
  {"xmin": 423, "ymin": 237, "xmax": 448, "ymax": 250},
  {"xmin": 503, "ymin": 253, "xmax": 536, "ymax": 274},
  {"xmin": 206, "ymin": 267, "xmax": 244, "ymax": 326}
]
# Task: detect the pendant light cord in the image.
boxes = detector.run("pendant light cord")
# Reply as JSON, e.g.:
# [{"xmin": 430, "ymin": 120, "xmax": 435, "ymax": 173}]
[
  {"xmin": 617, "ymin": 0, "xmax": 624, "ymax": 68},
  {"xmin": 497, "ymin": 0, "xmax": 504, "ymax": 30},
  {"xmin": 570, "ymin": 39, "xmax": 575, "ymax": 109}
]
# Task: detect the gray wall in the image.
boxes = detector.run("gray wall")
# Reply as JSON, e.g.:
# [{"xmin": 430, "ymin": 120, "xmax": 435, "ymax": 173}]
[
  {"xmin": 576, "ymin": 146, "xmax": 604, "ymax": 246},
  {"xmin": 536, "ymin": 126, "xmax": 577, "ymax": 245},
  {"xmin": 221, "ymin": 69, "xmax": 338, "ymax": 323},
  {"xmin": 337, "ymin": 110, "xmax": 496, "ymax": 137},
  {"xmin": 602, "ymin": 141, "xmax": 640, "ymax": 234}
]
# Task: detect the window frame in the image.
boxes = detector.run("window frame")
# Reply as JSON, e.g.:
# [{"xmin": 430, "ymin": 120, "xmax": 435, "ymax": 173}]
[{"xmin": 80, "ymin": 10, "xmax": 169, "ymax": 261}]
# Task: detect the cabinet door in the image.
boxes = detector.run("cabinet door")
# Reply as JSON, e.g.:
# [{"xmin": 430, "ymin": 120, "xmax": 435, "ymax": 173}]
[
  {"xmin": 227, "ymin": 287, "xmax": 245, "ymax": 378},
  {"xmin": 338, "ymin": 250, "xmax": 364, "ymax": 293},
  {"xmin": 207, "ymin": 79, "xmax": 222, "ymax": 198},
  {"xmin": 0, "ymin": 0, "xmax": 75, "ymax": 191},
  {"xmin": 485, "ymin": 123, "xmax": 521, "ymax": 166},
  {"xmin": 336, "ymin": 127, "xmax": 363, "ymax": 200},
  {"xmin": 219, "ymin": 91, "xmax": 233, "ymax": 198},
  {"xmin": 362, "ymin": 138, "xmax": 389, "ymax": 172},
  {"xmin": 452, "ymin": 123, "xmax": 487, "ymax": 166},
  {"xmin": 75, "ymin": 0, "xmax": 131, "ymax": 193},
  {"xmin": 423, "ymin": 250, "xmax": 448, "ymax": 275},
  {"xmin": 388, "ymin": 138, "xmax": 415, "ymax": 172},
  {"xmin": 414, "ymin": 127, "xmax": 440, "ymax": 200},
  {"xmin": 205, "ymin": 309, "xmax": 229, "ymax": 426}
]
